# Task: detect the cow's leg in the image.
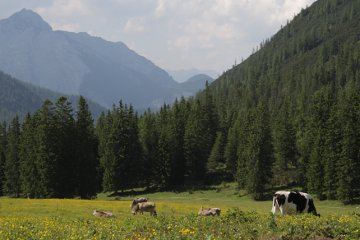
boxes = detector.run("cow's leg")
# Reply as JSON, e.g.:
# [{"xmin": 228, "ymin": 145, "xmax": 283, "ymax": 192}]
[
  {"xmin": 272, "ymin": 197, "xmax": 281, "ymax": 215},
  {"xmin": 271, "ymin": 197, "xmax": 277, "ymax": 214},
  {"xmin": 280, "ymin": 206, "xmax": 286, "ymax": 215}
]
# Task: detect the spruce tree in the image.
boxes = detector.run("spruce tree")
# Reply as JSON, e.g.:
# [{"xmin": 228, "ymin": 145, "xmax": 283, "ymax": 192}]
[
  {"xmin": 99, "ymin": 110, "xmax": 117, "ymax": 192},
  {"xmin": 124, "ymin": 105, "xmax": 143, "ymax": 189},
  {"xmin": 337, "ymin": 81, "xmax": 360, "ymax": 203},
  {"xmin": 35, "ymin": 100, "xmax": 56, "ymax": 198},
  {"xmin": 19, "ymin": 113, "xmax": 39, "ymax": 198},
  {"xmin": 247, "ymin": 102, "xmax": 274, "ymax": 200},
  {"xmin": 273, "ymin": 99, "xmax": 297, "ymax": 185},
  {"xmin": 306, "ymin": 86, "xmax": 333, "ymax": 199},
  {"xmin": 154, "ymin": 105, "xmax": 173, "ymax": 188},
  {"xmin": 138, "ymin": 110, "xmax": 159, "ymax": 188},
  {"xmin": 0, "ymin": 122, "xmax": 6, "ymax": 196},
  {"xmin": 75, "ymin": 96, "xmax": 98, "ymax": 198},
  {"xmin": 323, "ymin": 102, "xmax": 341, "ymax": 200},
  {"xmin": 184, "ymin": 100, "xmax": 208, "ymax": 182},
  {"xmin": 53, "ymin": 97, "xmax": 76, "ymax": 197},
  {"xmin": 207, "ymin": 131, "xmax": 226, "ymax": 182},
  {"xmin": 169, "ymin": 97, "xmax": 189, "ymax": 186},
  {"xmin": 236, "ymin": 111, "xmax": 253, "ymax": 189},
  {"xmin": 99, "ymin": 102, "xmax": 143, "ymax": 192},
  {"xmin": 3, "ymin": 116, "xmax": 21, "ymax": 197}
]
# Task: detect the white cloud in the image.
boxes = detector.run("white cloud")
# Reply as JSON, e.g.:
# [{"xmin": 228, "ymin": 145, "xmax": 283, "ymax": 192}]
[
  {"xmin": 124, "ymin": 18, "xmax": 146, "ymax": 33},
  {"xmin": 1, "ymin": 0, "xmax": 317, "ymax": 72},
  {"xmin": 36, "ymin": 0, "xmax": 90, "ymax": 18},
  {"xmin": 241, "ymin": 0, "xmax": 315, "ymax": 25}
]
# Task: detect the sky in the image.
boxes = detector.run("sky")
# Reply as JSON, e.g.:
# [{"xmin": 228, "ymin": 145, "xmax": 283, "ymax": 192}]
[{"xmin": 0, "ymin": 0, "xmax": 316, "ymax": 74}]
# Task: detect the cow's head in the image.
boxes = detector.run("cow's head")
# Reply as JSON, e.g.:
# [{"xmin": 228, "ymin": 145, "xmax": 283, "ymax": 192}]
[{"xmin": 131, "ymin": 204, "xmax": 139, "ymax": 215}]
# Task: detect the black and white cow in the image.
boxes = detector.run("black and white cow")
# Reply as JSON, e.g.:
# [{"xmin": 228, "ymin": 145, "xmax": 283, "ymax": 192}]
[{"xmin": 272, "ymin": 191, "xmax": 320, "ymax": 216}]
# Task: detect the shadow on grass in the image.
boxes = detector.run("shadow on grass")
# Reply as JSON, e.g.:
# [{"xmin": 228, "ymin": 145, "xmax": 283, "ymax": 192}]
[{"xmin": 107, "ymin": 184, "xmax": 218, "ymax": 198}]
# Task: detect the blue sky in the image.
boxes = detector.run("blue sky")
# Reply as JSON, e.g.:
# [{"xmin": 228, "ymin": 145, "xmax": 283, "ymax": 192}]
[{"xmin": 0, "ymin": 0, "xmax": 316, "ymax": 74}]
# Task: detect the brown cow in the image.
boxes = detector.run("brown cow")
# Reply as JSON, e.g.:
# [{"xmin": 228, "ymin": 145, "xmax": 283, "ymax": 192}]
[
  {"xmin": 93, "ymin": 209, "xmax": 115, "ymax": 218},
  {"xmin": 198, "ymin": 207, "xmax": 221, "ymax": 216},
  {"xmin": 131, "ymin": 202, "xmax": 157, "ymax": 216},
  {"xmin": 130, "ymin": 197, "xmax": 148, "ymax": 209}
]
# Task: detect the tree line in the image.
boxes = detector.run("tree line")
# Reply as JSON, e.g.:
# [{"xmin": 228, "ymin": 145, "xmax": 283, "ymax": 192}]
[{"xmin": 0, "ymin": 0, "xmax": 360, "ymax": 203}]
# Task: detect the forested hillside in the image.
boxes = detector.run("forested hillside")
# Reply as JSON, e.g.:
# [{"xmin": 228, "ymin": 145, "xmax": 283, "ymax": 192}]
[
  {"xmin": 0, "ymin": 71, "xmax": 105, "ymax": 122},
  {"xmin": 0, "ymin": 0, "xmax": 359, "ymax": 203},
  {"xmin": 209, "ymin": 0, "xmax": 360, "ymax": 202}
]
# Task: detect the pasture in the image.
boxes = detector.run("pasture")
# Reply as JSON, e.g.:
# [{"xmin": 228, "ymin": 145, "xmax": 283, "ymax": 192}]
[{"xmin": 0, "ymin": 184, "xmax": 359, "ymax": 239}]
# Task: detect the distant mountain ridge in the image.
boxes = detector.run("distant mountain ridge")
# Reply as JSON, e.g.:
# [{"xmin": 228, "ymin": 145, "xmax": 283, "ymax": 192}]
[
  {"xmin": 177, "ymin": 74, "xmax": 214, "ymax": 97},
  {"xmin": 0, "ymin": 9, "xmax": 209, "ymax": 110},
  {"xmin": 0, "ymin": 71, "xmax": 105, "ymax": 122},
  {"xmin": 168, "ymin": 69, "xmax": 218, "ymax": 83}
]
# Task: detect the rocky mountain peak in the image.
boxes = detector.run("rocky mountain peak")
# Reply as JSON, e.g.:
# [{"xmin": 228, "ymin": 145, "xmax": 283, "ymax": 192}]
[{"xmin": 0, "ymin": 8, "xmax": 52, "ymax": 33}]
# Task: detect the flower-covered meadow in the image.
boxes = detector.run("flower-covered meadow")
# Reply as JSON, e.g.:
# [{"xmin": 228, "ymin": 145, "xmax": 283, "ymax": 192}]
[{"xmin": 0, "ymin": 197, "xmax": 359, "ymax": 239}]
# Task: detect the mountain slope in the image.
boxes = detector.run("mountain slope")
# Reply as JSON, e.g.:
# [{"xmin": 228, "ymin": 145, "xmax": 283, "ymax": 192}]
[
  {"xmin": 211, "ymin": 0, "xmax": 360, "ymax": 111},
  {"xmin": 195, "ymin": 0, "xmax": 360, "ymax": 200},
  {"xmin": 0, "ymin": 9, "xmax": 181, "ymax": 109},
  {"xmin": 0, "ymin": 71, "xmax": 106, "ymax": 122}
]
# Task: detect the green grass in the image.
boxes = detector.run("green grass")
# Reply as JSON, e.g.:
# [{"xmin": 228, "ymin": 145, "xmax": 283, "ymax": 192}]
[
  {"xmin": 0, "ymin": 184, "xmax": 359, "ymax": 239},
  {"xmin": 97, "ymin": 182, "xmax": 359, "ymax": 217}
]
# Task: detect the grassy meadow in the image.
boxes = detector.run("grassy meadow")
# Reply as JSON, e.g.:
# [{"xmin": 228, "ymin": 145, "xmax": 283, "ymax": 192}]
[{"xmin": 0, "ymin": 183, "xmax": 359, "ymax": 239}]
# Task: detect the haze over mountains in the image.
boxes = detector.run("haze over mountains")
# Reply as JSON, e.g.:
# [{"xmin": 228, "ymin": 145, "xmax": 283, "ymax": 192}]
[
  {"xmin": 0, "ymin": 70, "xmax": 105, "ymax": 122},
  {"xmin": 0, "ymin": 9, "xmax": 211, "ymax": 110},
  {"xmin": 168, "ymin": 69, "xmax": 218, "ymax": 83}
]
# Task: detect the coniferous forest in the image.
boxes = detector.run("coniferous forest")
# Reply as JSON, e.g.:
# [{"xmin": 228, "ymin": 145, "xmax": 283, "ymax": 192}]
[{"xmin": 1, "ymin": 0, "xmax": 360, "ymax": 203}]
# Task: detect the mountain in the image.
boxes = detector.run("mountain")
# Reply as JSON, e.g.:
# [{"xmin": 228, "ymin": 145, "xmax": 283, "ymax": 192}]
[
  {"xmin": 0, "ymin": 71, "xmax": 106, "ymax": 122},
  {"xmin": 176, "ymin": 74, "xmax": 214, "ymax": 97},
  {"xmin": 210, "ymin": 0, "xmax": 360, "ymax": 109},
  {"xmin": 0, "ymin": 9, "xmax": 194, "ymax": 110},
  {"xmin": 168, "ymin": 69, "xmax": 218, "ymax": 83},
  {"xmin": 202, "ymin": 0, "xmax": 360, "ymax": 201}
]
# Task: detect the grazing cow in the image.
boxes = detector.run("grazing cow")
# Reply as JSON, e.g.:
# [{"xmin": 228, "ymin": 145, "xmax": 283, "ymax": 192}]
[
  {"xmin": 130, "ymin": 197, "xmax": 148, "ymax": 209},
  {"xmin": 93, "ymin": 209, "xmax": 115, "ymax": 218},
  {"xmin": 272, "ymin": 191, "xmax": 320, "ymax": 216},
  {"xmin": 131, "ymin": 202, "xmax": 157, "ymax": 216},
  {"xmin": 198, "ymin": 207, "xmax": 221, "ymax": 216}
]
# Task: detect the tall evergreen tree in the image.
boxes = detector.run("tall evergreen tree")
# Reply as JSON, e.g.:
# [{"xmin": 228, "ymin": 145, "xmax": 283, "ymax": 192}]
[
  {"xmin": 99, "ymin": 102, "xmax": 143, "ymax": 192},
  {"xmin": 206, "ymin": 131, "xmax": 226, "ymax": 182},
  {"xmin": 138, "ymin": 110, "xmax": 159, "ymax": 188},
  {"xmin": 224, "ymin": 119, "xmax": 240, "ymax": 180},
  {"xmin": 0, "ymin": 122, "xmax": 6, "ymax": 196},
  {"xmin": 75, "ymin": 96, "xmax": 98, "ymax": 198},
  {"xmin": 153, "ymin": 105, "xmax": 173, "ymax": 188},
  {"xmin": 247, "ymin": 102, "xmax": 274, "ymax": 200},
  {"xmin": 236, "ymin": 110, "xmax": 255, "ymax": 189},
  {"xmin": 306, "ymin": 86, "xmax": 334, "ymax": 199},
  {"xmin": 99, "ymin": 110, "xmax": 117, "ymax": 192},
  {"xmin": 184, "ymin": 100, "xmax": 208, "ymax": 182},
  {"xmin": 35, "ymin": 100, "xmax": 56, "ymax": 198},
  {"xmin": 337, "ymin": 81, "xmax": 360, "ymax": 203},
  {"xmin": 53, "ymin": 97, "xmax": 76, "ymax": 197},
  {"xmin": 19, "ymin": 113, "xmax": 39, "ymax": 198},
  {"xmin": 236, "ymin": 102, "xmax": 274, "ymax": 200},
  {"xmin": 323, "ymin": 96, "xmax": 341, "ymax": 200},
  {"xmin": 124, "ymin": 105, "xmax": 143, "ymax": 189},
  {"xmin": 169, "ymin": 97, "xmax": 189, "ymax": 186},
  {"xmin": 3, "ymin": 116, "xmax": 21, "ymax": 197},
  {"xmin": 273, "ymin": 99, "xmax": 297, "ymax": 185}
]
